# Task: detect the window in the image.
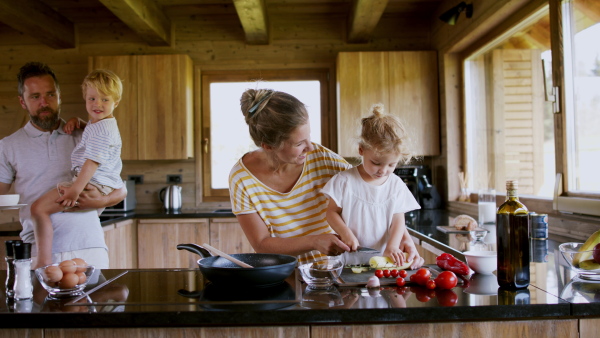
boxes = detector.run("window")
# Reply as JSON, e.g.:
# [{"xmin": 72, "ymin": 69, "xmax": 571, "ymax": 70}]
[
  {"xmin": 463, "ymin": 0, "xmax": 600, "ymax": 217},
  {"xmin": 552, "ymin": 0, "xmax": 600, "ymax": 215},
  {"xmin": 464, "ymin": 7, "xmax": 554, "ymax": 197},
  {"xmin": 201, "ymin": 70, "xmax": 330, "ymax": 200}
]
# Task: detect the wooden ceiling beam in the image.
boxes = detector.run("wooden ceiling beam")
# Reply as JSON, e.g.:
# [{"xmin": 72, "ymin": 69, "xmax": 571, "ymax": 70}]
[
  {"xmin": 98, "ymin": 0, "xmax": 172, "ymax": 46},
  {"xmin": 233, "ymin": 0, "xmax": 269, "ymax": 45},
  {"xmin": 347, "ymin": 0, "xmax": 389, "ymax": 43},
  {"xmin": 575, "ymin": 0, "xmax": 600, "ymax": 22},
  {"xmin": 0, "ymin": 0, "xmax": 75, "ymax": 49}
]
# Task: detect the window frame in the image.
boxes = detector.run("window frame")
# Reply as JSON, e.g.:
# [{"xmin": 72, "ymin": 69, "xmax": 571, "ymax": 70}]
[
  {"xmin": 549, "ymin": 0, "xmax": 600, "ymax": 216},
  {"xmin": 199, "ymin": 69, "xmax": 332, "ymax": 201},
  {"xmin": 457, "ymin": 0, "xmax": 600, "ymax": 218}
]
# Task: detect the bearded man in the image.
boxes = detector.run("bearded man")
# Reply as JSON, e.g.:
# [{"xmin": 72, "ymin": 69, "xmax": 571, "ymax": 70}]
[{"xmin": 0, "ymin": 62, "xmax": 126, "ymax": 269}]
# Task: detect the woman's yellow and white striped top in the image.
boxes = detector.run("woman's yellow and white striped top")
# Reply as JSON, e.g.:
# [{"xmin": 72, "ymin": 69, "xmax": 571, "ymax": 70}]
[{"xmin": 228, "ymin": 143, "xmax": 351, "ymax": 264}]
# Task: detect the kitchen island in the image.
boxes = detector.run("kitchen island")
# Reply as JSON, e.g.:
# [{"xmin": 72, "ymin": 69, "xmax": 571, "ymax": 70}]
[{"xmin": 0, "ymin": 210, "xmax": 598, "ymax": 337}]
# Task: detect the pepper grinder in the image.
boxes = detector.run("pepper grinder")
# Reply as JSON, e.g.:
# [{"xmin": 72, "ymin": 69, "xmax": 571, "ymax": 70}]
[
  {"xmin": 12, "ymin": 242, "xmax": 33, "ymax": 300},
  {"xmin": 4, "ymin": 240, "xmax": 21, "ymax": 298}
]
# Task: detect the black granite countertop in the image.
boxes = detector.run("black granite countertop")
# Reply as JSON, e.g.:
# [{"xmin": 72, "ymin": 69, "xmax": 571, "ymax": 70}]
[{"xmin": 0, "ymin": 209, "xmax": 598, "ymax": 329}]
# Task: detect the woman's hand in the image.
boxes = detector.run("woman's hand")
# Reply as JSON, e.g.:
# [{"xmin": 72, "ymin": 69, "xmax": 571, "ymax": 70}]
[{"xmin": 313, "ymin": 234, "xmax": 351, "ymax": 256}]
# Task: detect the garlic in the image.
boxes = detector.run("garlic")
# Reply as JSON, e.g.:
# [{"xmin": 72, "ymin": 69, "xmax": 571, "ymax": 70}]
[{"xmin": 366, "ymin": 276, "xmax": 380, "ymax": 288}]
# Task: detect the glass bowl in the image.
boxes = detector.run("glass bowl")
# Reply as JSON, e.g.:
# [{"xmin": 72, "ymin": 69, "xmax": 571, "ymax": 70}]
[
  {"xmin": 35, "ymin": 264, "xmax": 96, "ymax": 298},
  {"xmin": 298, "ymin": 256, "xmax": 344, "ymax": 289},
  {"xmin": 559, "ymin": 242, "xmax": 600, "ymax": 281}
]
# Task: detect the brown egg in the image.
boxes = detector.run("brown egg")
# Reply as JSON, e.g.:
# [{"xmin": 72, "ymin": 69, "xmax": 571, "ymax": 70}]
[
  {"xmin": 59, "ymin": 260, "xmax": 77, "ymax": 274},
  {"xmin": 72, "ymin": 258, "xmax": 88, "ymax": 272},
  {"xmin": 75, "ymin": 271, "xmax": 87, "ymax": 284},
  {"xmin": 58, "ymin": 272, "xmax": 79, "ymax": 289},
  {"xmin": 44, "ymin": 265, "xmax": 63, "ymax": 283}
]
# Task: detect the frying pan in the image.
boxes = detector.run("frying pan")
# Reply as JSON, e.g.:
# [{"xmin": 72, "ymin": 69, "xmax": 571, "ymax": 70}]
[{"xmin": 176, "ymin": 243, "xmax": 297, "ymax": 287}]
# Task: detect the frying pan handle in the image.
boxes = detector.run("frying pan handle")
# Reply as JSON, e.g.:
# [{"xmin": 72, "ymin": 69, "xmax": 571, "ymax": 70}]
[{"xmin": 176, "ymin": 243, "xmax": 213, "ymax": 258}]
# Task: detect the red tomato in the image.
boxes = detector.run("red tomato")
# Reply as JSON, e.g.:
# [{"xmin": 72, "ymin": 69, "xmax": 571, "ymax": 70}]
[
  {"xmin": 436, "ymin": 289, "xmax": 458, "ymax": 307},
  {"xmin": 412, "ymin": 268, "xmax": 432, "ymax": 286},
  {"xmin": 426, "ymin": 279, "xmax": 436, "ymax": 290},
  {"xmin": 399, "ymin": 270, "xmax": 408, "ymax": 278},
  {"xmin": 434, "ymin": 271, "xmax": 458, "ymax": 290},
  {"xmin": 374, "ymin": 269, "xmax": 383, "ymax": 278},
  {"xmin": 390, "ymin": 269, "xmax": 399, "ymax": 278},
  {"xmin": 383, "ymin": 269, "xmax": 391, "ymax": 278},
  {"xmin": 396, "ymin": 277, "xmax": 406, "ymax": 287},
  {"xmin": 411, "ymin": 286, "xmax": 432, "ymax": 303}
]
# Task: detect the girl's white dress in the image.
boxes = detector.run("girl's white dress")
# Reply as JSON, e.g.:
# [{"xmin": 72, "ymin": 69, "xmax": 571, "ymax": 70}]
[{"xmin": 321, "ymin": 167, "xmax": 420, "ymax": 256}]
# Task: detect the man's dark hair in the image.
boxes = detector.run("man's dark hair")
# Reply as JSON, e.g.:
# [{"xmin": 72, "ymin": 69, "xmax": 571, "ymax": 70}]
[{"xmin": 17, "ymin": 62, "xmax": 60, "ymax": 96}]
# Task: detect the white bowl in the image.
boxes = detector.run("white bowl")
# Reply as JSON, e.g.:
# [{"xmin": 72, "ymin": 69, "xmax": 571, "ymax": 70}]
[
  {"xmin": 463, "ymin": 251, "xmax": 497, "ymax": 274},
  {"xmin": 0, "ymin": 194, "xmax": 19, "ymax": 206}
]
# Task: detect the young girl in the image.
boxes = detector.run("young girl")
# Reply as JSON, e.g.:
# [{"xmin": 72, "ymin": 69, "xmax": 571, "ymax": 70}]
[
  {"xmin": 30, "ymin": 69, "xmax": 124, "ymax": 268},
  {"xmin": 321, "ymin": 104, "xmax": 421, "ymax": 267}
]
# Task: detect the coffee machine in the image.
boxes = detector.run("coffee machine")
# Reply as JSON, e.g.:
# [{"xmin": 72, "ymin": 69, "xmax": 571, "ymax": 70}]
[{"xmin": 393, "ymin": 165, "xmax": 442, "ymax": 209}]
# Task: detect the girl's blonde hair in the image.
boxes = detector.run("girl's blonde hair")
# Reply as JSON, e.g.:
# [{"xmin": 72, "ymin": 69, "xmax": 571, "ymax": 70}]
[
  {"xmin": 82, "ymin": 69, "xmax": 123, "ymax": 102},
  {"xmin": 359, "ymin": 103, "xmax": 413, "ymax": 164},
  {"xmin": 240, "ymin": 88, "xmax": 309, "ymax": 149}
]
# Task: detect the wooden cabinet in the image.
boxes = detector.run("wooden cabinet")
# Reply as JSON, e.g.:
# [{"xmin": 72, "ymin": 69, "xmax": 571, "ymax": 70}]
[
  {"xmin": 103, "ymin": 220, "xmax": 138, "ymax": 269},
  {"xmin": 336, "ymin": 51, "xmax": 439, "ymax": 157},
  {"xmin": 209, "ymin": 218, "xmax": 254, "ymax": 254},
  {"xmin": 137, "ymin": 219, "xmax": 209, "ymax": 269},
  {"xmin": 89, "ymin": 54, "xmax": 194, "ymax": 160}
]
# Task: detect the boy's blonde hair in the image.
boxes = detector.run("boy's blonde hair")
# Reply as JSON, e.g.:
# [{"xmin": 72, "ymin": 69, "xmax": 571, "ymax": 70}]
[
  {"xmin": 358, "ymin": 103, "xmax": 413, "ymax": 164},
  {"xmin": 82, "ymin": 69, "xmax": 123, "ymax": 102}
]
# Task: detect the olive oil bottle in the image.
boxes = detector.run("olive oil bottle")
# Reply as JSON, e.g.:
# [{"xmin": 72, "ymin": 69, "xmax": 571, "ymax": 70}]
[{"xmin": 496, "ymin": 180, "xmax": 530, "ymax": 289}]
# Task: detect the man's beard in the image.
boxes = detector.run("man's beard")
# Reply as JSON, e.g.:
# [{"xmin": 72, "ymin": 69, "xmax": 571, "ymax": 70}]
[{"xmin": 30, "ymin": 107, "xmax": 60, "ymax": 131}]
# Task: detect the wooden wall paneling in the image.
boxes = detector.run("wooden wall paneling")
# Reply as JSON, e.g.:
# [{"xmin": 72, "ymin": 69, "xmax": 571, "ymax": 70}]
[
  {"xmin": 137, "ymin": 54, "xmax": 194, "ymax": 160},
  {"xmin": 103, "ymin": 219, "xmax": 138, "ymax": 269},
  {"xmin": 120, "ymin": 160, "xmax": 196, "ymax": 210},
  {"xmin": 209, "ymin": 218, "xmax": 254, "ymax": 255},
  {"xmin": 88, "ymin": 56, "xmax": 139, "ymax": 160},
  {"xmin": 580, "ymin": 318, "xmax": 600, "ymax": 338},
  {"xmin": 311, "ymin": 320, "xmax": 578, "ymax": 338},
  {"xmin": 0, "ymin": 329, "xmax": 43, "ymax": 338},
  {"xmin": 137, "ymin": 219, "xmax": 209, "ymax": 269},
  {"xmin": 388, "ymin": 51, "xmax": 440, "ymax": 156},
  {"xmin": 45, "ymin": 326, "xmax": 310, "ymax": 338}
]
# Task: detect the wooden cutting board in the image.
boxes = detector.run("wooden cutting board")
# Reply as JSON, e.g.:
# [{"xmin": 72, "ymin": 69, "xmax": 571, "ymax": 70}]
[{"xmin": 335, "ymin": 264, "xmax": 443, "ymax": 286}]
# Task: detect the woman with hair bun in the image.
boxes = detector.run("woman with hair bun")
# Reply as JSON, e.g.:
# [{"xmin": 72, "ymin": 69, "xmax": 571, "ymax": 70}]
[{"xmin": 229, "ymin": 90, "xmax": 422, "ymax": 267}]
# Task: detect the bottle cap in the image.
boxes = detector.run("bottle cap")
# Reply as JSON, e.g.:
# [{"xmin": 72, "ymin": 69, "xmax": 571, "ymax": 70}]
[
  {"xmin": 5, "ymin": 240, "xmax": 22, "ymax": 258},
  {"xmin": 506, "ymin": 180, "xmax": 518, "ymax": 190},
  {"xmin": 12, "ymin": 242, "xmax": 31, "ymax": 260}
]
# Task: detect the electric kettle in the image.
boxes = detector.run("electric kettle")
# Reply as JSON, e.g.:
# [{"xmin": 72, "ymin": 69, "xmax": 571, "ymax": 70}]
[{"xmin": 160, "ymin": 185, "xmax": 182, "ymax": 210}]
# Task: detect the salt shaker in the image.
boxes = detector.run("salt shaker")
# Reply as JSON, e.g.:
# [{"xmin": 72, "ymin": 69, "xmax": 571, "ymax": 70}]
[
  {"xmin": 5, "ymin": 240, "xmax": 21, "ymax": 298},
  {"xmin": 12, "ymin": 242, "xmax": 33, "ymax": 300}
]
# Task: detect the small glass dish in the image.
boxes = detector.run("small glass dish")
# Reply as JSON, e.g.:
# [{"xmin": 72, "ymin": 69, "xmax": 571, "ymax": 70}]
[
  {"xmin": 298, "ymin": 256, "xmax": 344, "ymax": 289},
  {"xmin": 559, "ymin": 242, "xmax": 600, "ymax": 281},
  {"xmin": 35, "ymin": 264, "xmax": 96, "ymax": 299}
]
